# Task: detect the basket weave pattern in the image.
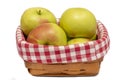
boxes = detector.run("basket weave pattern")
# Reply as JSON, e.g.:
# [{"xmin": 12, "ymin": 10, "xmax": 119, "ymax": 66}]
[{"xmin": 25, "ymin": 58, "xmax": 103, "ymax": 76}]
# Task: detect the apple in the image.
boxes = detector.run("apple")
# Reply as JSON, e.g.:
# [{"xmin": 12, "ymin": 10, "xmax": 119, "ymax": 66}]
[
  {"xmin": 21, "ymin": 7, "xmax": 57, "ymax": 36},
  {"xmin": 60, "ymin": 8, "xmax": 97, "ymax": 39},
  {"xmin": 27, "ymin": 23, "xmax": 67, "ymax": 46},
  {"xmin": 68, "ymin": 38, "xmax": 90, "ymax": 45}
]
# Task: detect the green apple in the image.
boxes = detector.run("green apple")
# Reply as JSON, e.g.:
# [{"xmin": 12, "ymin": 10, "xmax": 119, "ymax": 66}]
[
  {"xmin": 68, "ymin": 38, "xmax": 90, "ymax": 45},
  {"xmin": 27, "ymin": 23, "xmax": 67, "ymax": 46},
  {"xmin": 60, "ymin": 7, "xmax": 97, "ymax": 38},
  {"xmin": 21, "ymin": 7, "xmax": 57, "ymax": 36}
]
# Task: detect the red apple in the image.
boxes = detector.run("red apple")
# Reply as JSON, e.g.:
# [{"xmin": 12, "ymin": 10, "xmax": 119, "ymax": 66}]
[{"xmin": 27, "ymin": 23, "xmax": 67, "ymax": 46}]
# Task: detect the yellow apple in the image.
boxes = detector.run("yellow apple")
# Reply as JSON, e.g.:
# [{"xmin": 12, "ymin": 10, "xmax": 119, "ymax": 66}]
[
  {"xmin": 60, "ymin": 8, "xmax": 97, "ymax": 39},
  {"xmin": 68, "ymin": 38, "xmax": 90, "ymax": 45},
  {"xmin": 21, "ymin": 7, "xmax": 57, "ymax": 36}
]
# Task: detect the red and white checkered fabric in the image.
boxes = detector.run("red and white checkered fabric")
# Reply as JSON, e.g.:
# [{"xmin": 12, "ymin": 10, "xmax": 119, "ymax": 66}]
[{"xmin": 16, "ymin": 20, "xmax": 110, "ymax": 64}]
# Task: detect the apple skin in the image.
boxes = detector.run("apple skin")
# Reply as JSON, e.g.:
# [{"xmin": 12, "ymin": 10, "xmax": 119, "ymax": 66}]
[
  {"xmin": 60, "ymin": 8, "xmax": 97, "ymax": 38},
  {"xmin": 21, "ymin": 7, "xmax": 57, "ymax": 36},
  {"xmin": 68, "ymin": 38, "xmax": 90, "ymax": 45},
  {"xmin": 27, "ymin": 23, "xmax": 67, "ymax": 46}
]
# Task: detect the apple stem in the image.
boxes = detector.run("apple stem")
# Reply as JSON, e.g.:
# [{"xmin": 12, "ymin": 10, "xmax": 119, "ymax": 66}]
[{"xmin": 38, "ymin": 10, "xmax": 41, "ymax": 15}]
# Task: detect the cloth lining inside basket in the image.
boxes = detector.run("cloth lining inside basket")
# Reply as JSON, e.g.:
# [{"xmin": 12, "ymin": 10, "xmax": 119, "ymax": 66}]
[{"xmin": 16, "ymin": 20, "xmax": 110, "ymax": 64}]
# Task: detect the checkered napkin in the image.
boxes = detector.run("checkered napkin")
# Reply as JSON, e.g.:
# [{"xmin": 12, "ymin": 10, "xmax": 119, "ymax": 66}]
[{"xmin": 16, "ymin": 21, "xmax": 110, "ymax": 64}]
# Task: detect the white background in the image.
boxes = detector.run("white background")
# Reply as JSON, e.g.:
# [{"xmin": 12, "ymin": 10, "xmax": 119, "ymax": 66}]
[{"xmin": 0, "ymin": 0, "xmax": 120, "ymax": 80}]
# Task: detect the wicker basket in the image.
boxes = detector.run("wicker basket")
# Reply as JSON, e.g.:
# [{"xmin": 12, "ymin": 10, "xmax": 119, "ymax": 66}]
[
  {"xmin": 25, "ymin": 58, "xmax": 103, "ymax": 76},
  {"xmin": 16, "ymin": 20, "xmax": 110, "ymax": 76}
]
